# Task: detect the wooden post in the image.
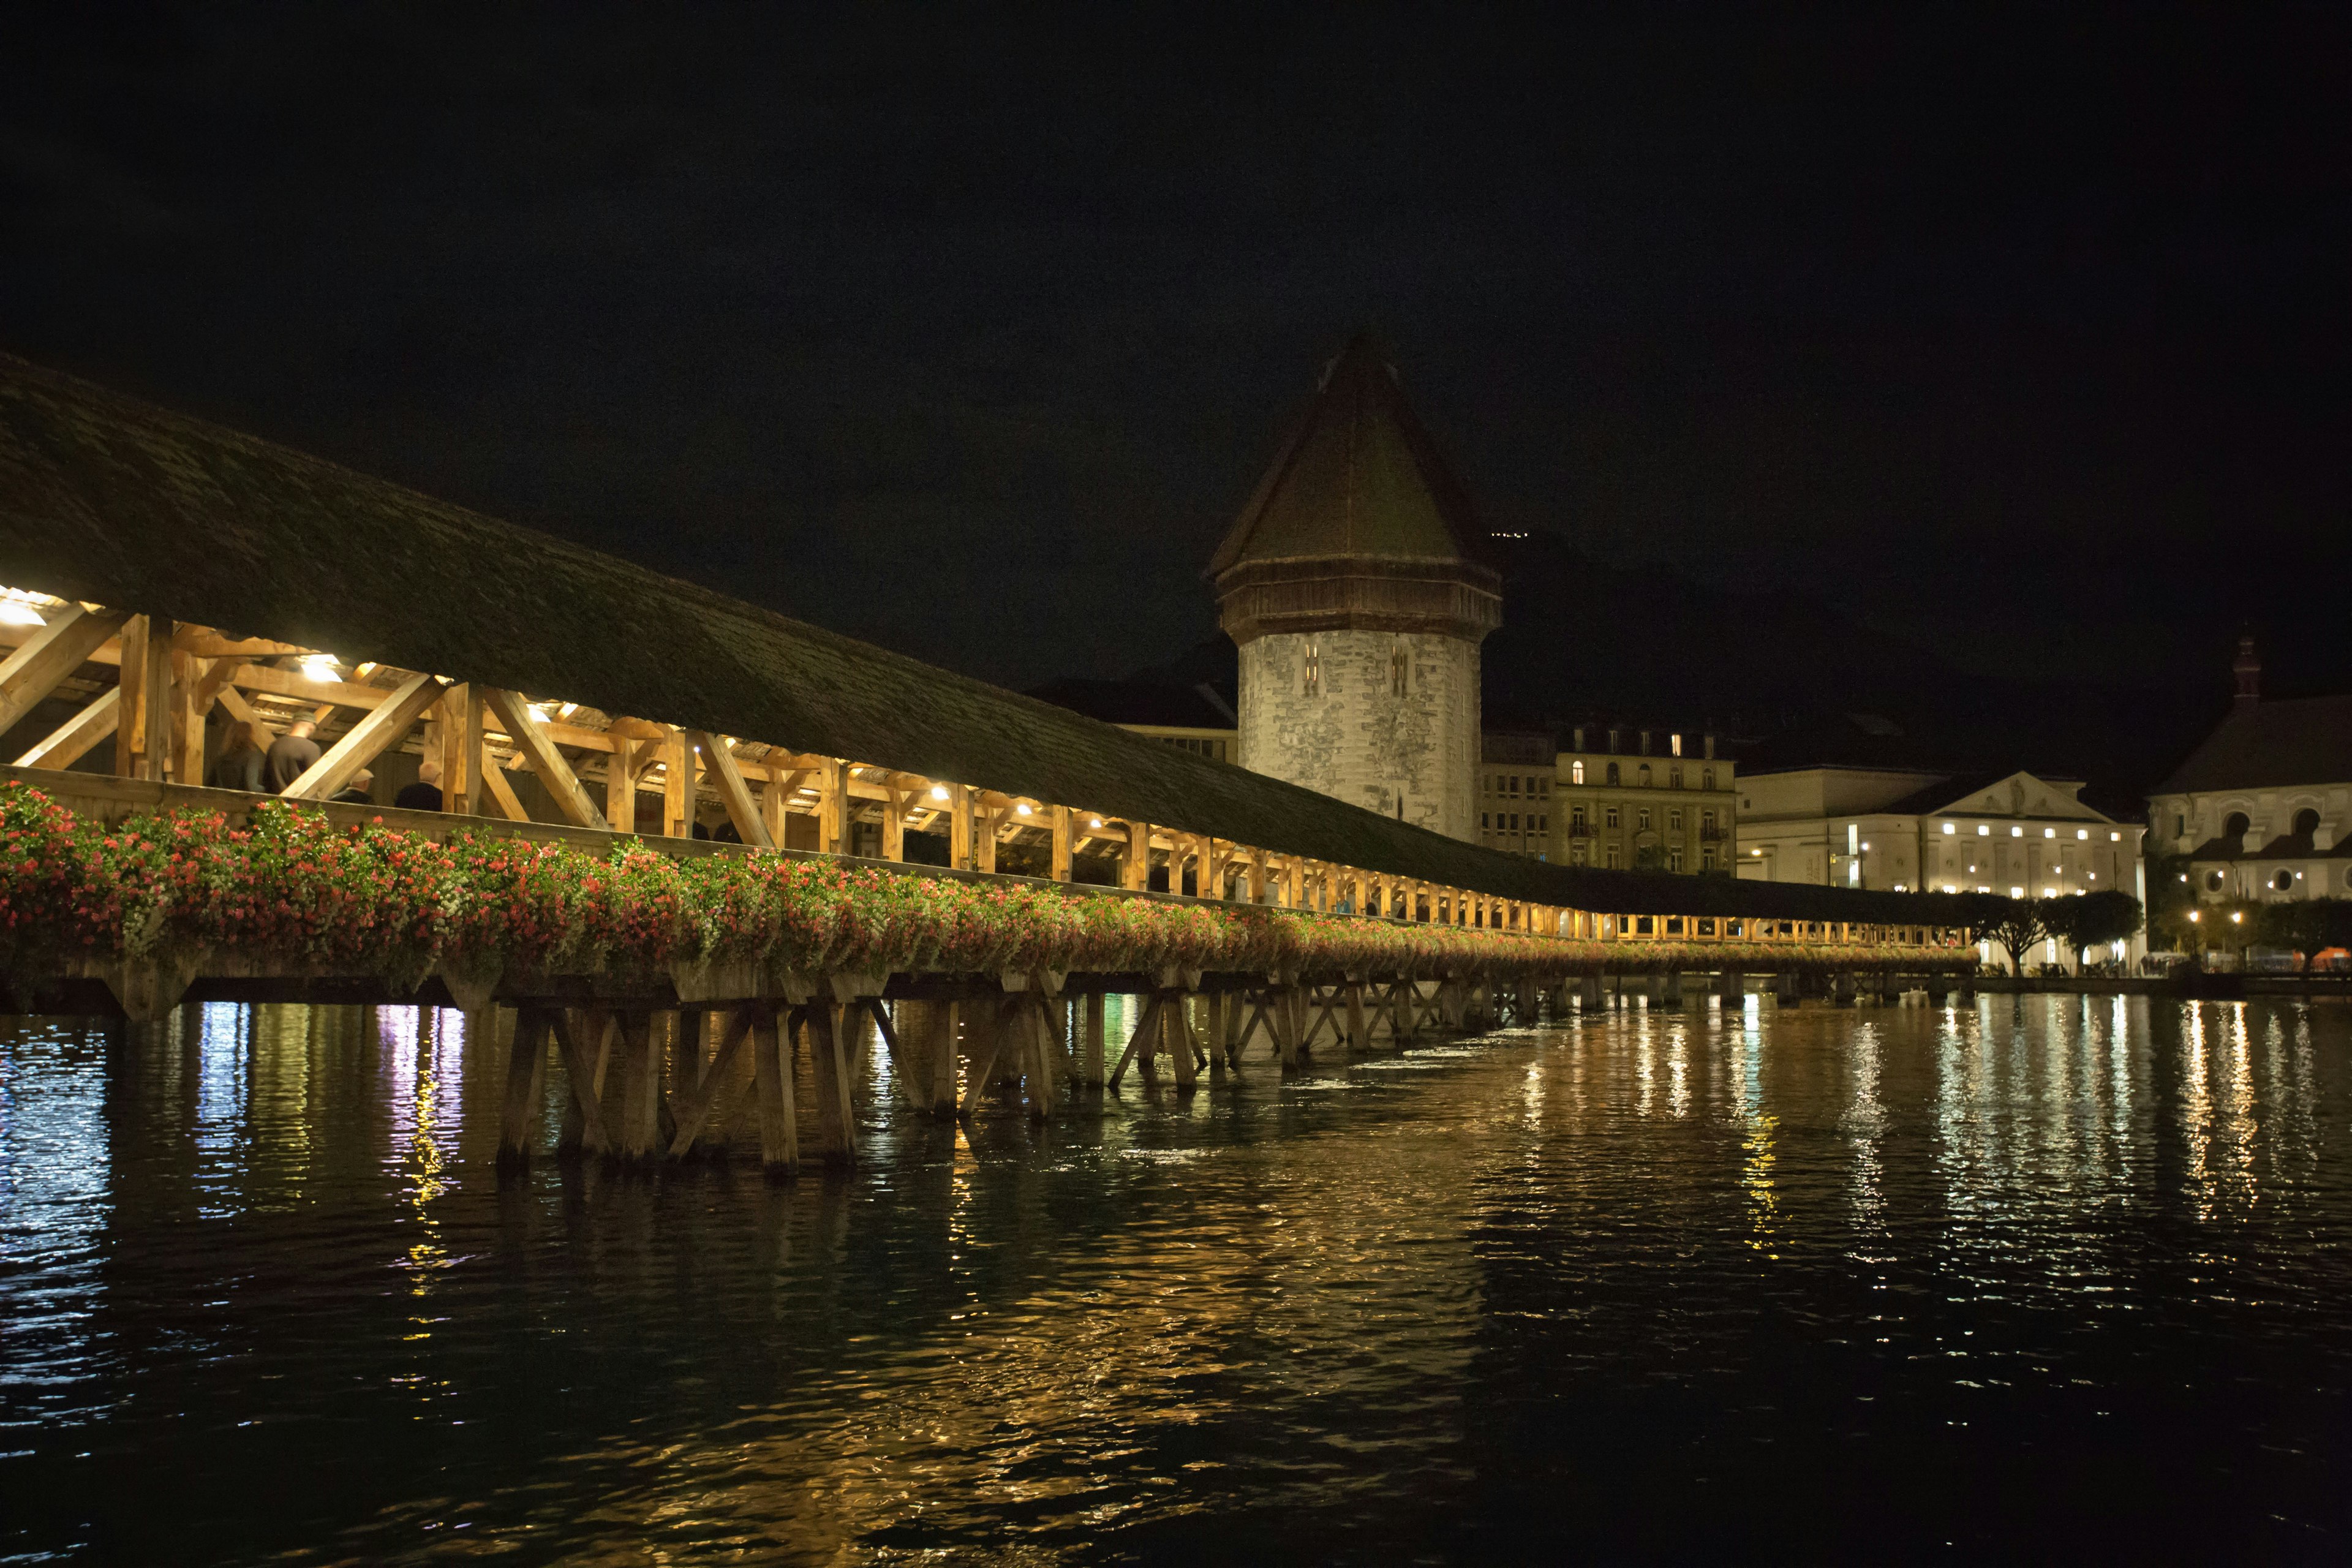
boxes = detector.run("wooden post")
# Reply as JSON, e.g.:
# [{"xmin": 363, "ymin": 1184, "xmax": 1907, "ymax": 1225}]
[
  {"xmin": 497, "ymin": 1008, "xmax": 548, "ymax": 1169},
  {"xmin": 605, "ymin": 735, "xmax": 639, "ymax": 831},
  {"xmin": 663, "ymin": 729, "xmax": 696, "ymax": 839},
  {"xmin": 1344, "ymin": 979, "xmax": 1367, "ymax": 1053},
  {"xmin": 1161, "ymin": 992, "xmax": 1193, "ymax": 1090},
  {"xmin": 760, "ymin": 764, "xmax": 789, "ymax": 846},
  {"xmin": 169, "ymin": 650, "xmax": 206, "ymax": 784},
  {"xmin": 1081, "ymin": 992, "xmax": 1106, "ymax": 1087},
  {"xmin": 807, "ymin": 999, "xmax": 855, "ymax": 1164},
  {"xmin": 553, "ymin": 1009, "xmax": 613, "ymax": 1157},
  {"xmin": 1125, "ymin": 819, "xmax": 1152, "ymax": 891},
  {"xmin": 959, "ymin": 997, "xmax": 1003, "ymax": 1115},
  {"xmin": 817, "ymin": 758, "xmax": 848, "ymax": 855},
  {"xmin": 750, "ymin": 1002, "xmax": 799, "ymax": 1177},
  {"xmin": 880, "ymin": 781, "xmax": 906, "ymax": 862},
  {"xmin": 924, "ymin": 1001, "xmax": 960, "ymax": 1113},
  {"xmin": 615, "ymin": 1012, "xmax": 662, "ymax": 1163},
  {"xmin": 115, "ymin": 614, "xmax": 172, "ymax": 780},
  {"xmin": 1050, "ymin": 805, "xmax": 1073, "ymax": 882},
  {"xmin": 441, "ymin": 684, "xmax": 483, "ymax": 817},
  {"xmin": 1025, "ymin": 993, "xmax": 1057, "ymax": 1117},
  {"xmin": 973, "ymin": 803, "xmax": 998, "ymax": 874},
  {"xmin": 949, "ymin": 783, "xmax": 973, "ymax": 869}
]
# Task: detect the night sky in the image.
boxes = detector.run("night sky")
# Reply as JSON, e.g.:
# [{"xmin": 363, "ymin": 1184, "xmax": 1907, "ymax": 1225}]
[{"xmin": 6, "ymin": 6, "xmax": 2347, "ymax": 712}]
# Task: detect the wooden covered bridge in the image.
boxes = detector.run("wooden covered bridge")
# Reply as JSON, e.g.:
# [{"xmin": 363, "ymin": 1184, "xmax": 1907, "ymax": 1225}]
[{"xmin": 0, "ymin": 352, "xmax": 1979, "ymax": 1171}]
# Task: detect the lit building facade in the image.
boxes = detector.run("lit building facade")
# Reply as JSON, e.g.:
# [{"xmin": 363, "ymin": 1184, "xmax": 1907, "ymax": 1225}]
[
  {"xmin": 1480, "ymin": 726, "xmax": 1736, "ymax": 870},
  {"xmin": 1211, "ymin": 336, "xmax": 1500, "ymax": 843},
  {"xmin": 1738, "ymin": 765, "xmax": 2143, "ymax": 920},
  {"xmin": 2145, "ymin": 639, "xmax": 2352, "ymax": 903}
]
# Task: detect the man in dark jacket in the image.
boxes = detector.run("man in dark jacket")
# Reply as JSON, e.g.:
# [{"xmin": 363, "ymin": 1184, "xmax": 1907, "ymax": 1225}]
[
  {"xmin": 331, "ymin": 768, "xmax": 375, "ymax": 805},
  {"xmin": 264, "ymin": 720, "xmax": 322, "ymax": 793},
  {"xmin": 394, "ymin": 761, "xmax": 444, "ymax": 812}
]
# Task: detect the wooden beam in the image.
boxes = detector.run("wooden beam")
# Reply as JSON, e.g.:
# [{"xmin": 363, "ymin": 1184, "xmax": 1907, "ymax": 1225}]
[
  {"xmin": 439, "ymin": 684, "xmax": 483, "ymax": 816},
  {"xmin": 760, "ymin": 766, "xmax": 788, "ymax": 846},
  {"xmin": 283, "ymin": 671, "xmax": 447, "ymax": 801},
  {"xmin": 661, "ymin": 728, "xmax": 696, "ymax": 838},
  {"xmin": 1125, "ymin": 818, "xmax": 1152, "ymax": 891},
  {"xmin": 221, "ymin": 662, "xmax": 388, "ymax": 711},
  {"xmin": 693, "ymin": 731, "xmax": 773, "ymax": 848},
  {"xmin": 949, "ymin": 782, "xmax": 972, "ymax": 869},
  {"xmin": 15, "ymin": 686, "xmax": 119, "ymax": 769},
  {"xmin": 175, "ymin": 634, "xmax": 310, "ymax": 660},
  {"xmin": 115, "ymin": 615, "xmax": 172, "ymax": 781},
  {"xmin": 0, "ymin": 605, "xmax": 124, "ymax": 738},
  {"xmin": 603, "ymin": 734, "xmax": 636, "ymax": 832},
  {"xmin": 480, "ymin": 687, "xmax": 608, "ymax": 829},
  {"xmin": 1050, "ymin": 804, "xmax": 1072, "ymax": 882},
  {"xmin": 816, "ymin": 757, "xmax": 848, "ymax": 855},
  {"xmin": 170, "ymin": 652, "xmax": 208, "ymax": 785},
  {"xmin": 481, "ymin": 759, "xmax": 532, "ymax": 822},
  {"xmin": 214, "ymin": 683, "xmax": 275, "ymax": 740},
  {"xmin": 879, "ymin": 780, "xmax": 907, "ymax": 862}
]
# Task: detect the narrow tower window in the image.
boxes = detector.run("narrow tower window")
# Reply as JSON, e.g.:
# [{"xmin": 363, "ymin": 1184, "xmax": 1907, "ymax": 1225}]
[
  {"xmin": 1302, "ymin": 643, "xmax": 1320, "ymax": 696},
  {"xmin": 1390, "ymin": 641, "xmax": 1409, "ymax": 696}
]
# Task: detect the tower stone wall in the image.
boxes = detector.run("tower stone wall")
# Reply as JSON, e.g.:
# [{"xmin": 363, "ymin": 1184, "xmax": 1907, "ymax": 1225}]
[
  {"xmin": 1208, "ymin": 336, "xmax": 1499, "ymax": 845},
  {"xmin": 1237, "ymin": 629, "xmax": 1480, "ymax": 840}
]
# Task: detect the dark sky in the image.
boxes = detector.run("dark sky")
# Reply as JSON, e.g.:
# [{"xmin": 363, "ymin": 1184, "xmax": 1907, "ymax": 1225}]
[{"xmin": 5, "ymin": 4, "xmax": 2347, "ymax": 699}]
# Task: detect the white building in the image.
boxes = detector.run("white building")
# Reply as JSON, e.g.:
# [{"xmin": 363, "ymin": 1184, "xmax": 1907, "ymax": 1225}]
[
  {"xmin": 1210, "ymin": 336, "xmax": 1500, "ymax": 842},
  {"xmin": 1737, "ymin": 765, "xmax": 2146, "ymax": 956},
  {"xmin": 2145, "ymin": 639, "xmax": 2352, "ymax": 903}
]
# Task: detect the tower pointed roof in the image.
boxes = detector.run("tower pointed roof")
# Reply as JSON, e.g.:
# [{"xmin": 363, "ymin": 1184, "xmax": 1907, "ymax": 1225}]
[{"xmin": 1209, "ymin": 334, "xmax": 1487, "ymax": 575}]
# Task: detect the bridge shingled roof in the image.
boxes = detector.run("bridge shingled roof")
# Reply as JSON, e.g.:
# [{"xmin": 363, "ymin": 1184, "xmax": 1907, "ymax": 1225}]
[{"xmin": 0, "ymin": 350, "xmax": 1977, "ymax": 926}]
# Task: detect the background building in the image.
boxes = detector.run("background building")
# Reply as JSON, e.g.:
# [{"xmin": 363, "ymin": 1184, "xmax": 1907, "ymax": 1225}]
[
  {"xmin": 2146, "ymin": 639, "xmax": 2352, "ymax": 903},
  {"xmin": 1739, "ymin": 764, "xmax": 2143, "ymax": 921},
  {"xmin": 1485, "ymin": 724, "xmax": 1735, "ymax": 871},
  {"xmin": 1210, "ymin": 336, "xmax": 1500, "ymax": 842}
]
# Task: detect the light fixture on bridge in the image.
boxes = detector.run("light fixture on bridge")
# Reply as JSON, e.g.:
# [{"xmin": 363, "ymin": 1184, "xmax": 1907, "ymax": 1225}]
[
  {"xmin": 1016, "ymin": 802, "xmax": 1032, "ymax": 815},
  {"xmin": 300, "ymin": 651, "xmax": 341, "ymax": 678},
  {"xmin": 930, "ymin": 785, "xmax": 949, "ymax": 801}
]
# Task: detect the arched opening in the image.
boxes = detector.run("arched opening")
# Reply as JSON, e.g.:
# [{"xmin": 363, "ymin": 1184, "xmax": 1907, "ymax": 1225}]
[
  {"xmin": 2294, "ymin": 807, "xmax": 2320, "ymax": 838},
  {"xmin": 2222, "ymin": 811, "xmax": 2250, "ymax": 841}
]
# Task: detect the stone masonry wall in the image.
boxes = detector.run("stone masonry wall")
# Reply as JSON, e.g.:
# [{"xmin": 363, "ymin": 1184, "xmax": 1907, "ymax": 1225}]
[{"xmin": 1235, "ymin": 628, "xmax": 1481, "ymax": 842}]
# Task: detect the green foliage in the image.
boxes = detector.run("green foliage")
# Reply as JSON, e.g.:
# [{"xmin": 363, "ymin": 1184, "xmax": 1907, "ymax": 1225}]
[
  {"xmin": 2255, "ymin": 899, "xmax": 2352, "ymax": 972},
  {"xmin": 2042, "ymin": 889, "xmax": 2143, "ymax": 965}
]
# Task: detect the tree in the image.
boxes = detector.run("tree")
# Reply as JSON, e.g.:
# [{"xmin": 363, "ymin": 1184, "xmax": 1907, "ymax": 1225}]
[
  {"xmin": 2043, "ymin": 890, "xmax": 2143, "ymax": 971},
  {"xmin": 1969, "ymin": 894, "xmax": 2049, "ymax": 976},
  {"xmin": 2257, "ymin": 898, "xmax": 2352, "ymax": 975}
]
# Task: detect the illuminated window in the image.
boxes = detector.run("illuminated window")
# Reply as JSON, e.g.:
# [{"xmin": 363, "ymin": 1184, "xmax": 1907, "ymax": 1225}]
[
  {"xmin": 1977, "ymin": 824, "xmax": 1990, "ymax": 836},
  {"xmin": 1670, "ymin": 733, "xmax": 1683, "ymax": 756},
  {"xmin": 1942, "ymin": 822, "xmax": 1956, "ymax": 835},
  {"xmin": 2011, "ymin": 826, "xmax": 2024, "ymax": 837},
  {"xmin": 1571, "ymin": 760, "xmax": 1585, "ymax": 785},
  {"xmin": 2044, "ymin": 827, "xmax": 2057, "ymax": 839},
  {"xmin": 2109, "ymin": 831, "xmax": 2121, "ymax": 842},
  {"xmin": 2076, "ymin": 828, "xmax": 2089, "ymax": 840}
]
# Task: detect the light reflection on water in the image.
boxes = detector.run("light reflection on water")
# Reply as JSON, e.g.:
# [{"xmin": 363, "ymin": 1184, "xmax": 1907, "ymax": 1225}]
[{"xmin": 0, "ymin": 995, "xmax": 2347, "ymax": 1562}]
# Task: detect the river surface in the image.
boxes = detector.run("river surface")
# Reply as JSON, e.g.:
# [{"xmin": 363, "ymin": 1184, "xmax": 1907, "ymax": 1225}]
[{"xmin": 1, "ymin": 995, "xmax": 2349, "ymax": 1564}]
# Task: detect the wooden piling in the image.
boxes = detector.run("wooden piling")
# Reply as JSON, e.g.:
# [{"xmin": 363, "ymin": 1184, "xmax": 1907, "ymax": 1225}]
[
  {"xmin": 750, "ymin": 1001, "xmax": 798, "ymax": 1177},
  {"xmin": 1081, "ymin": 992, "xmax": 1106, "ymax": 1087},
  {"xmin": 497, "ymin": 1007, "xmax": 548, "ymax": 1169},
  {"xmin": 807, "ymin": 1000, "xmax": 857, "ymax": 1166}
]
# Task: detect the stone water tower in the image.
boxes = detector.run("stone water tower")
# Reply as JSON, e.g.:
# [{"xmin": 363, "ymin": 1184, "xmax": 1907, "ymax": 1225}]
[{"xmin": 1208, "ymin": 336, "xmax": 1501, "ymax": 842}]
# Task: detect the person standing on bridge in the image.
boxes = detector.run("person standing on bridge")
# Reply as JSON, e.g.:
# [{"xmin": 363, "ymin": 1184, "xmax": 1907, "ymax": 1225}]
[
  {"xmin": 265, "ymin": 719, "xmax": 322, "ymax": 793},
  {"xmin": 332, "ymin": 769, "xmax": 375, "ymax": 805},
  {"xmin": 394, "ymin": 761, "xmax": 443, "ymax": 812},
  {"xmin": 208, "ymin": 720, "xmax": 269, "ymax": 793}
]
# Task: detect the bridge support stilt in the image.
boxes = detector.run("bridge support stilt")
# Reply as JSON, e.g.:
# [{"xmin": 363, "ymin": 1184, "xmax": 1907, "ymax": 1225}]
[
  {"xmin": 1717, "ymin": 969, "xmax": 1745, "ymax": 1006},
  {"xmin": 498, "ymin": 1006, "xmax": 548, "ymax": 1170},
  {"xmin": 1082, "ymin": 993, "xmax": 1107, "ymax": 1088},
  {"xmin": 556, "ymin": 1008, "xmax": 614, "ymax": 1157},
  {"xmin": 750, "ymin": 1001, "xmax": 799, "ymax": 1177},
  {"xmin": 807, "ymin": 1001, "xmax": 857, "ymax": 1167},
  {"xmin": 616, "ymin": 1012, "xmax": 662, "ymax": 1165}
]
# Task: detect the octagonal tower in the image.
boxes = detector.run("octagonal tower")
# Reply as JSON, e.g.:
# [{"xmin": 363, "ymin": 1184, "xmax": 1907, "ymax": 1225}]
[{"xmin": 1209, "ymin": 336, "xmax": 1501, "ymax": 842}]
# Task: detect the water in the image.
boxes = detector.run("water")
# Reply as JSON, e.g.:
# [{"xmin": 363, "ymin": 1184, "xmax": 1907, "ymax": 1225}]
[{"xmin": 1, "ymin": 996, "xmax": 2348, "ymax": 1564}]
